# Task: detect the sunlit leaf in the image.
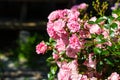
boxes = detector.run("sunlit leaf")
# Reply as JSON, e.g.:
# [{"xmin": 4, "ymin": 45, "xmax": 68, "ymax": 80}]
[
  {"xmin": 110, "ymin": 23, "xmax": 118, "ymax": 29},
  {"xmin": 96, "ymin": 17, "xmax": 106, "ymax": 23},
  {"xmin": 88, "ymin": 21, "xmax": 95, "ymax": 24},
  {"xmin": 94, "ymin": 47, "xmax": 102, "ymax": 54}
]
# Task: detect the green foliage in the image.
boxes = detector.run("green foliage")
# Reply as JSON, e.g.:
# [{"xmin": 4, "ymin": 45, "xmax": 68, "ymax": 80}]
[
  {"xmin": 48, "ymin": 65, "xmax": 58, "ymax": 80},
  {"xmin": 15, "ymin": 31, "xmax": 49, "ymax": 68}
]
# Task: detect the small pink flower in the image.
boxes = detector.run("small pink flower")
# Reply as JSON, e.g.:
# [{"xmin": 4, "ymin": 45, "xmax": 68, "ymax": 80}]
[
  {"xmin": 70, "ymin": 74, "xmax": 83, "ymax": 80},
  {"xmin": 71, "ymin": 5, "xmax": 79, "ymax": 11},
  {"xmin": 56, "ymin": 38, "xmax": 66, "ymax": 52},
  {"xmin": 79, "ymin": 30, "xmax": 91, "ymax": 38},
  {"xmin": 69, "ymin": 34, "xmax": 83, "ymax": 52},
  {"xmin": 59, "ymin": 9, "xmax": 70, "ymax": 19},
  {"xmin": 68, "ymin": 60, "xmax": 78, "ymax": 72},
  {"xmin": 90, "ymin": 77, "xmax": 97, "ymax": 80},
  {"xmin": 71, "ymin": 3, "xmax": 88, "ymax": 10},
  {"xmin": 68, "ymin": 10, "xmax": 80, "ymax": 21},
  {"xmin": 47, "ymin": 22, "xmax": 59, "ymax": 39},
  {"xmin": 48, "ymin": 10, "xmax": 60, "ymax": 21},
  {"xmin": 88, "ymin": 53, "xmax": 96, "ymax": 69},
  {"xmin": 89, "ymin": 17, "xmax": 97, "ymax": 22},
  {"xmin": 89, "ymin": 24, "xmax": 101, "ymax": 34},
  {"xmin": 96, "ymin": 44, "xmax": 102, "ymax": 48},
  {"xmin": 105, "ymin": 41, "xmax": 112, "ymax": 46},
  {"xmin": 57, "ymin": 60, "xmax": 79, "ymax": 80},
  {"xmin": 102, "ymin": 29, "xmax": 109, "ymax": 39},
  {"xmin": 58, "ymin": 68, "xmax": 71, "ymax": 80},
  {"xmin": 69, "ymin": 34, "xmax": 79, "ymax": 48},
  {"xmin": 67, "ymin": 21, "xmax": 80, "ymax": 33},
  {"xmin": 66, "ymin": 46, "xmax": 77, "ymax": 58},
  {"xmin": 112, "ymin": 13, "xmax": 118, "ymax": 18},
  {"xmin": 108, "ymin": 72, "xmax": 120, "ymax": 80},
  {"xmin": 60, "ymin": 33, "xmax": 69, "ymax": 45},
  {"xmin": 53, "ymin": 19, "xmax": 65, "ymax": 33},
  {"xmin": 52, "ymin": 52, "xmax": 59, "ymax": 60},
  {"xmin": 78, "ymin": 3, "xmax": 88, "ymax": 10},
  {"xmin": 81, "ymin": 75, "xmax": 88, "ymax": 80},
  {"xmin": 84, "ymin": 53, "xmax": 96, "ymax": 69},
  {"xmin": 57, "ymin": 62, "xmax": 71, "ymax": 80},
  {"xmin": 36, "ymin": 42, "xmax": 47, "ymax": 54}
]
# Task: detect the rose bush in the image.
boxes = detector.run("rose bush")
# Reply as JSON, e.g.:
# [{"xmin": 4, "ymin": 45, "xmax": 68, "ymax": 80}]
[{"xmin": 36, "ymin": 2, "xmax": 120, "ymax": 80}]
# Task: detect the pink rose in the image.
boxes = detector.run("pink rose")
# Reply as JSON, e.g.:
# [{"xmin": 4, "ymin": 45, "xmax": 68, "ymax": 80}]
[
  {"xmin": 36, "ymin": 42, "xmax": 47, "ymax": 54},
  {"xmin": 56, "ymin": 38, "xmax": 66, "ymax": 52},
  {"xmin": 105, "ymin": 41, "xmax": 112, "ymax": 46},
  {"xmin": 70, "ymin": 74, "xmax": 82, "ymax": 80},
  {"xmin": 71, "ymin": 3, "xmax": 88, "ymax": 10},
  {"xmin": 102, "ymin": 29, "xmax": 109, "ymax": 39},
  {"xmin": 52, "ymin": 52, "xmax": 59, "ymax": 61},
  {"xmin": 68, "ymin": 10, "xmax": 80, "ymax": 21},
  {"xmin": 60, "ymin": 33, "xmax": 69, "ymax": 45},
  {"xmin": 66, "ymin": 46, "xmax": 77, "ymax": 58},
  {"xmin": 68, "ymin": 60, "xmax": 78, "ymax": 72},
  {"xmin": 112, "ymin": 13, "xmax": 118, "ymax": 18},
  {"xmin": 47, "ymin": 22, "xmax": 59, "ymax": 39},
  {"xmin": 58, "ymin": 68, "xmax": 71, "ymax": 80},
  {"xmin": 59, "ymin": 9, "xmax": 70, "ymax": 19},
  {"xmin": 57, "ymin": 62, "xmax": 71, "ymax": 80},
  {"xmin": 67, "ymin": 21, "xmax": 80, "ymax": 33},
  {"xmin": 53, "ymin": 19, "xmax": 65, "ymax": 33},
  {"xmin": 89, "ymin": 24, "xmax": 101, "ymax": 34},
  {"xmin": 71, "ymin": 5, "xmax": 79, "ymax": 11},
  {"xmin": 57, "ymin": 60, "xmax": 79, "ymax": 80},
  {"xmin": 84, "ymin": 53, "xmax": 96, "ymax": 69},
  {"xmin": 78, "ymin": 3, "xmax": 88, "ymax": 10},
  {"xmin": 79, "ymin": 30, "xmax": 91, "ymax": 39},
  {"xmin": 90, "ymin": 77, "xmax": 97, "ymax": 80},
  {"xmin": 81, "ymin": 75, "xmax": 88, "ymax": 80},
  {"xmin": 48, "ymin": 10, "xmax": 60, "ymax": 21},
  {"xmin": 89, "ymin": 17, "xmax": 97, "ymax": 22},
  {"xmin": 69, "ymin": 34, "xmax": 83, "ymax": 52},
  {"xmin": 108, "ymin": 72, "xmax": 120, "ymax": 80}
]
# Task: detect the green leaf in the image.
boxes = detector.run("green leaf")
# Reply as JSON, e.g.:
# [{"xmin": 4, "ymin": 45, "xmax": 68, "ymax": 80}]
[
  {"xmin": 110, "ymin": 23, "xmax": 118, "ymax": 29},
  {"xmin": 104, "ymin": 58, "xmax": 114, "ymax": 66},
  {"xmin": 107, "ymin": 16, "xmax": 115, "ymax": 24},
  {"xmin": 50, "ymin": 66, "xmax": 58, "ymax": 75},
  {"xmin": 46, "ymin": 56, "xmax": 54, "ymax": 62},
  {"xmin": 49, "ymin": 38, "xmax": 54, "ymax": 43},
  {"xmin": 104, "ymin": 24, "xmax": 110, "ymax": 29},
  {"xmin": 88, "ymin": 21, "xmax": 95, "ymax": 24},
  {"xmin": 95, "ymin": 17, "xmax": 106, "ymax": 23},
  {"xmin": 109, "ymin": 30, "xmax": 115, "ymax": 37},
  {"xmin": 46, "ymin": 42, "xmax": 50, "ymax": 45},
  {"xmin": 116, "ymin": 16, "xmax": 120, "ymax": 21},
  {"xmin": 96, "ymin": 61, "xmax": 103, "ymax": 72},
  {"xmin": 115, "ymin": 52, "xmax": 120, "ymax": 55},
  {"xmin": 85, "ymin": 42, "xmax": 93, "ymax": 47},
  {"xmin": 108, "ymin": 45, "xmax": 116, "ymax": 51},
  {"xmin": 113, "ymin": 8, "xmax": 120, "ymax": 16},
  {"xmin": 47, "ymin": 72, "xmax": 54, "ymax": 80},
  {"xmin": 102, "ymin": 50, "xmax": 109, "ymax": 55},
  {"xmin": 91, "ymin": 34, "xmax": 97, "ymax": 38},
  {"xmin": 100, "ymin": 61, "xmax": 103, "ymax": 65},
  {"xmin": 95, "ymin": 35, "xmax": 106, "ymax": 44},
  {"xmin": 94, "ymin": 47, "xmax": 102, "ymax": 55}
]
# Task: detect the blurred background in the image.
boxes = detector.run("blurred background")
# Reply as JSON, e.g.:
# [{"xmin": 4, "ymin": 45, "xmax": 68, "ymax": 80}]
[{"xmin": 0, "ymin": 0, "xmax": 117, "ymax": 80}]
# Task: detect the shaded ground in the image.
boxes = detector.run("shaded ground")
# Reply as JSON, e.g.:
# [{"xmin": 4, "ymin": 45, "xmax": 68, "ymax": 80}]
[
  {"xmin": 0, "ymin": 28, "xmax": 50, "ymax": 80},
  {"xmin": 0, "ymin": 52, "xmax": 49, "ymax": 80}
]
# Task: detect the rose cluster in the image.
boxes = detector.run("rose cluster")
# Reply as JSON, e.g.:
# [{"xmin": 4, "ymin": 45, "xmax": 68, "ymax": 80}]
[{"xmin": 36, "ymin": 3, "xmax": 120, "ymax": 80}]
